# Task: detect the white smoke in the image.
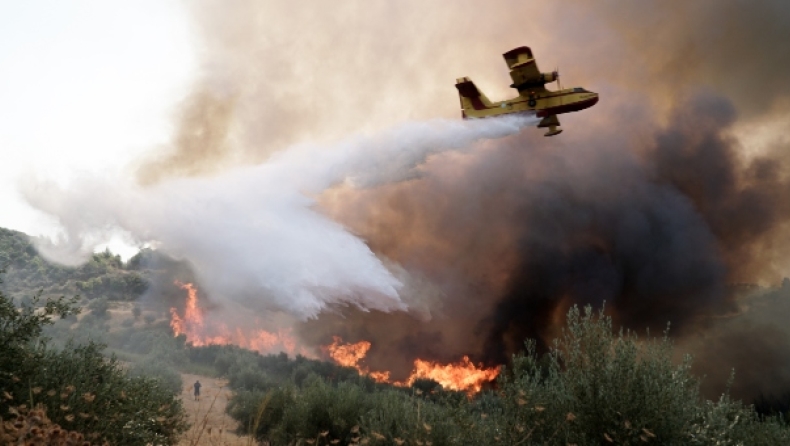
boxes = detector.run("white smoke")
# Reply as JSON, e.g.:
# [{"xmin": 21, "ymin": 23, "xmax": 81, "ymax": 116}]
[{"xmin": 22, "ymin": 115, "xmax": 533, "ymax": 318}]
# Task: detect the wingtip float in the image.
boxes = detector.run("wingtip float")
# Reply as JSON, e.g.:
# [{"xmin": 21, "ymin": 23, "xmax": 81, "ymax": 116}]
[{"xmin": 456, "ymin": 46, "xmax": 598, "ymax": 137}]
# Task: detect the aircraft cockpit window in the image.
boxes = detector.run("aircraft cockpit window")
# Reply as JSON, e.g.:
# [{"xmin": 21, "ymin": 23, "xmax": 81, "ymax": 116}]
[{"xmin": 573, "ymin": 87, "xmax": 588, "ymax": 93}]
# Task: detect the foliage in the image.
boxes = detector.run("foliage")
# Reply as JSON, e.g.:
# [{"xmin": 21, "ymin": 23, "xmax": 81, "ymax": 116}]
[
  {"xmin": 222, "ymin": 306, "xmax": 790, "ymax": 445},
  {"xmin": 499, "ymin": 305, "xmax": 700, "ymax": 444},
  {"xmin": 0, "ymin": 227, "xmax": 149, "ymax": 302},
  {"xmin": 87, "ymin": 298, "xmax": 110, "ymax": 318},
  {"xmin": 0, "ymin": 278, "xmax": 187, "ymax": 445},
  {"xmin": 1, "ymin": 403, "xmax": 107, "ymax": 445},
  {"xmin": 128, "ymin": 361, "xmax": 184, "ymax": 395},
  {"xmin": 0, "ymin": 285, "xmax": 79, "ymax": 384},
  {"xmin": 3, "ymin": 227, "xmax": 790, "ymax": 444}
]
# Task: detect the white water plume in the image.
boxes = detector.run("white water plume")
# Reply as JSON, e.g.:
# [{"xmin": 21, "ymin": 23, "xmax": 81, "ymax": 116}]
[{"xmin": 22, "ymin": 116, "xmax": 533, "ymax": 318}]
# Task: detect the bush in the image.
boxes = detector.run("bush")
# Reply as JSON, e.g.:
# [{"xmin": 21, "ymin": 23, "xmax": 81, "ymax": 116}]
[
  {"xmin": 494, "ymin": 305, "xmax": 790, "ymax": 445},
  {"xmin": 264, "ymin": 375, "xmax": 373, "ymax": 444},
  {"xmin": 128, "ymin": 361, "xmax": 184, "ymax": 395},
  {"xmin": 227, "ymin": 387, "xmax": 295, "ymax": 440},
  {"xmin": 87, "ymin": 297, "xmax": 109, "ymax": 318},
  {"xmin": 227, "ymin": 374, "xmax": 477, "ymax": 445},
  {"xmin": 1, "ymin": 404, "xmax": 108, "ymax": 445},
  {"xmin": 225, "ymin": 305, "xmax": 790, "ymax": 445},
  {"xmin": 0, "ymin": 280, "xmax": 187, "ymax": 445}
]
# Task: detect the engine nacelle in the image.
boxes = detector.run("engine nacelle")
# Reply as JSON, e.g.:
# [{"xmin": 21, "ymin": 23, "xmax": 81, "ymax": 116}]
[{"xmin": 540, "ymin": 71, "xmax": 559, "ymax": 84}]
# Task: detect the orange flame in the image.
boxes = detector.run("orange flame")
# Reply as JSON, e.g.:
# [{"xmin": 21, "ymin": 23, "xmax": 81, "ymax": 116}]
[
  {"xmin": 405, "ymin": 356, "xmax": 501, "ymax": 393},
  {"xmin": 169, "ymin": 283, "xmax": 499, "ymax": 393},
  {"xmin": 323, "ymin": 337, "xmax": 499, "ymax": 394},
  {"xmin": 323, "ymin": 337, "xmax": 392, "ymax": 382},
  {"xmin": 170, "ymin": 281, "xmax": 202, "ymax": 338},
  {"xmin": 169, "ymin": 281, "xmax": 309, "ymax": 356}
]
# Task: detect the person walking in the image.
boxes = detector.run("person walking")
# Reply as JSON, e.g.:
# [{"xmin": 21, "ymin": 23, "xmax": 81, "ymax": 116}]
[{"xmin": 193, "ymin": 380, "xmax": 201, "ymax": 401}]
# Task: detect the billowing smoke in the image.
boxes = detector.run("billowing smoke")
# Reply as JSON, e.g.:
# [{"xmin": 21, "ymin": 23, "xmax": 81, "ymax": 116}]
[
  {"xmin": 301, "ymin": 91, "xmax": 790, "ymax": 396},
  {"xmin": 22, "ymin": 0, "xmax": 790, "ymax": 402}
]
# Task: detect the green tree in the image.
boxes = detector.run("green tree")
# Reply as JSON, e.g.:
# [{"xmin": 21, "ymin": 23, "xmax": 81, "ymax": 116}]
[
  {"xmin": 87, "ymin": 297, "xmax": 109, "ymax": 317},
  {"xmin": 0, "ymin": 277, "xmax": 187, "ymax": 444}
]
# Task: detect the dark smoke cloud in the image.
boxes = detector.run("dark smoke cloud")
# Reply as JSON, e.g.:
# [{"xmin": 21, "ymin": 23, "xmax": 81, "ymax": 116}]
[
  {"xmin": 29, "ymin": 0, "xmax": 790, "ymax": 401},
  {"xmin": 648, "ymin": 93, "xmax": 790, "ymax": 282},
  {"xmin": 689, "ymin": 320, "xmax": 790, "ymax": 401},
  {"xmin": 143, "ymin": 0, "xmax": 789, "ymax": 401},
  {"xmin": 304, "ymin": 91, "xmax": 790, "ymax": 397},
  {"xmin": 119, "ymin": 0, "xmax": 790, "ymax": 401}
]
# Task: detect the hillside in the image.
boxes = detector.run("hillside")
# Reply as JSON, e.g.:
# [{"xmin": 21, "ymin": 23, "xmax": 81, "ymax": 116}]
[
  {"xmin": 0, "ymin": 227, "xmax": 148, "ymax": 301},
  {"xmin": 3, "ymin": 225, "xmax": 790, "ymax": 444}
]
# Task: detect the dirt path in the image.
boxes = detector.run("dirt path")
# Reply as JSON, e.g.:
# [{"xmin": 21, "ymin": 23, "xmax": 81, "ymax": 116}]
[{"xmin": 178, "ymin": 373, "xmax": 252, "ymax": 446}]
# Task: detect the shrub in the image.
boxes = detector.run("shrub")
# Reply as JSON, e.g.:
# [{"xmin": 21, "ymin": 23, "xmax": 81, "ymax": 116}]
[
  {"xmin": 0, "ymin": 280, "xmax": 187, "ymax": 445},
  {"xmin": 87, "ymin": 298, "xmax": 109, "ymax": 318},
  {"xmin": 228, "ymin": 363, "xmax": 275, "ymax": 391},
  {"xmin": 227, "ymin": 387, "xmax": 295, "ymax": 440},
  {"xmin": 494, "ymin": 305, "xmax": 790, "ymax": 445},
  {"xmin": 226, "ymin": 305, "xmax": 790, "ymax": 445},
  {"xmin": 266, "ymin": 375, "xmax": 373, "ymax": 444},
  {"xmin": 128, "ymin": 361, "xmax": 184, "ymax": 395},
  {"xmin": 1, "ymin": 404, "xmax": 106, "ymax": 445}
]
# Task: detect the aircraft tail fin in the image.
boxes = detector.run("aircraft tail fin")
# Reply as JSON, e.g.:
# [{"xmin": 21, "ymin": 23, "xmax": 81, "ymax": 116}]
[{"xmin": 455, "ymin": 77, "xmax": 493, "ymax": 118}]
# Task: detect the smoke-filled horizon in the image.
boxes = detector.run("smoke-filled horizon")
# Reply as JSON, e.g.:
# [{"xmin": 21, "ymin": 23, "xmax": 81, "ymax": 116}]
[{"xmin": 20, "ymin": 0, "xmax": 790, "ymax": 401}]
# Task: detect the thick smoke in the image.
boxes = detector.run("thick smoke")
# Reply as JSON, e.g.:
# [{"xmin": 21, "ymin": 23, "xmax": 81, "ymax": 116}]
[
  {"xmin": 649, "ymin": 94, "xmax": 790, "ymax": 282},
  {"xmin": 301, "ymin": 91, "xmax": 790, "ymax": 395},
  {"xmin": 23, "ymin": 116, "xmax": 530, "ymax": 318},
  {"xmin": 22, "ymin": 0, "xmax": 790, "ymax": 402}
]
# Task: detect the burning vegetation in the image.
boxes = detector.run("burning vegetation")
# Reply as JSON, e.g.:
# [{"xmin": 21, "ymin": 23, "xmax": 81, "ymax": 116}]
[
  {"xmin": 170, "ymin": 282, "xmax": 500, "ymax": 394},
  {"xmin": 168, "ymin": 281, "xmax": 305, "ymax": 356},
  {"xmin": 323, "ymin": 336, "xmax": 500, "ymax": 394}
]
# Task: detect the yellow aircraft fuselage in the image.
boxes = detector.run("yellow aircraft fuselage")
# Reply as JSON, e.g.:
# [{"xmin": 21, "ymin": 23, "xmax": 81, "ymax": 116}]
[{"xmin": 455, "ymin": 46, "xmax": 598, "ymax": 136}]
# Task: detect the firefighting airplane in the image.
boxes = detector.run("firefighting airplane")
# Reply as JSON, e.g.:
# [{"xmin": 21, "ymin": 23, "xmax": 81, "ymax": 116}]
[{"xmin": 455, "ymin": 46, "xmax": 599, "ymax": 136}]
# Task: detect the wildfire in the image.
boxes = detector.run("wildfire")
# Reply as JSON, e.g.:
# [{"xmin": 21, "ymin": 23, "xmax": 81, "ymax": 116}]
[
  {"xmin": 169, "ymin": 283, "xmax": 500, "ymax": 393},
  {"xmin": 323, "ymin": 337, "xmax": 500, "ymax": 394},
  {"xmin": 170, "ymin": 281, "xmax": 202, "ymax": 338},
  {"xmin": 324, "ymin": 337, "xmax": 391, "ymax": 382},
  {"xmin": 405, "ymin": 356, "xmax": 501, "ymax": 393},
  {"xmin": 168, "ymin": 281, "xmax": 307, "ymax": 356}
]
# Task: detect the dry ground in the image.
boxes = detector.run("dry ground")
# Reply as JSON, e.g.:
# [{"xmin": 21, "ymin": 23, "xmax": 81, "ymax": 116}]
[
  {"xmin": 94, "ymin": 304, "xmax": 256, "ymax": 444},
  {"xmin": 178, "ymin": 373, "xmax": 253, "ymax": 446}
]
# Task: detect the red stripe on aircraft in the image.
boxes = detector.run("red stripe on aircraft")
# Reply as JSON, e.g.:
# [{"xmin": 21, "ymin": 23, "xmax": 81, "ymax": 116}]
[{"xmin": 537, "ymin": 96, "xmax": 599, "ymax": 117}]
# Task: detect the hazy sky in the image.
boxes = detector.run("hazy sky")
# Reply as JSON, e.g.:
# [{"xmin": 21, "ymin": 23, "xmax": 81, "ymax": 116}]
[
  {"xmin": 2, "ymin": 0, "xmax": 788, "ymax": 261},
  {"xmin": 6, "ymin": 2, "xmax": 790, "ymax": 396},
  {"xmin": 0, "ymin": 0, "xmax": 195, "ymax": 254}
]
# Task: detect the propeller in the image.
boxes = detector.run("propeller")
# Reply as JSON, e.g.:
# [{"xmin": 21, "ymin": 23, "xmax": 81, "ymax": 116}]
[
  {"xmin": 555, "ymin": 67, "xmax": 563, "ymax": 106},
  {"xmin": 554, "ymin": 67, "xmax": 562, "ymax": 91}
]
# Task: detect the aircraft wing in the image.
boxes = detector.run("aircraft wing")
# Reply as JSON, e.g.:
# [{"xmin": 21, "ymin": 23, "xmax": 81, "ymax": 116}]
[{"xmin": 503, "ymin": 46, "xmax": 545, "ymax": 93}]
